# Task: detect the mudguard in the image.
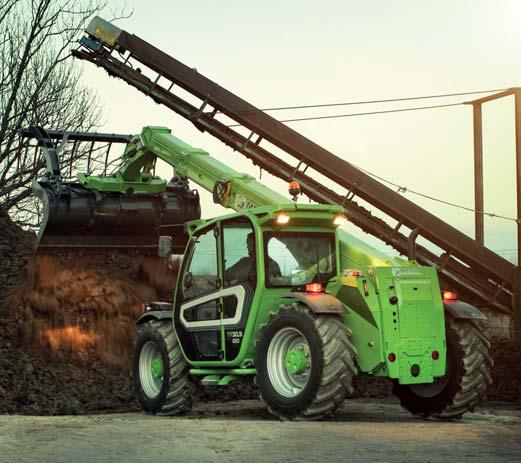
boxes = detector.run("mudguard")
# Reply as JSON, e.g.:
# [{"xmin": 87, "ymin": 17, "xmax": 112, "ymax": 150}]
[
  {"xmin": 281, "ymin": 292, "xmax": 345, "ymax": 314},
  {"xmin": 443, "ymin": 300, "xmax": 487, "ymax": 320},
  {"xmin": 136, "ymin": 302, "xmax": 174, "ymax": 325}
]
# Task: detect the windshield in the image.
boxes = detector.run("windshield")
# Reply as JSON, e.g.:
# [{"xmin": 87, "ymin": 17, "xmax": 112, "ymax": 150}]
[{"xmin": 263, "ymin": 232, "xmax": 337, "ymax": 287}]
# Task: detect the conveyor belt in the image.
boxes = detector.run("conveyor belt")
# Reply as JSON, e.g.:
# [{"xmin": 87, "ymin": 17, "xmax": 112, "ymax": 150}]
[{"xmin": 72, "ymin": 21, "xmax": 515, "ymax": 313}]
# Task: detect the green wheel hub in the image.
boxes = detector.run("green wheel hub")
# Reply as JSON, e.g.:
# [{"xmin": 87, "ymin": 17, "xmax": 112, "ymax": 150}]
[
  {"xmin": 151, "ymin": 358, "xmax": 164, "ymax": 380},
  {"xmin": 284, "ymin": 348, "xmax": 309, "ymax": 375},
  {"xmin": 267, "ymin": 326, "xmax": 312, "ymax": 398},
  {"xmin": 139, "ymin": 341, "xmax": 164, "ymax": 398}
]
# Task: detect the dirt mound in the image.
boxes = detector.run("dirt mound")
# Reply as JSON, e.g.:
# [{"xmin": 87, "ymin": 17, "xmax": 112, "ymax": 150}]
[
  {"xmin": 0, "ymin": 206, "xmax": 182, "ymax": 414},
  {"xmin": 0, "ymin": 251, "xmax": 179, "ymax": 414},
  {"xmin": 0, "ymin": 209, "xmax": 34, "ymax": 304},
  {"xmin": 17, "ymin": 253, "xmax": 178, "ymax": 366},
  {"xmin": 486, "ymin": 337, "xmax": 521, "ymax": 403}
]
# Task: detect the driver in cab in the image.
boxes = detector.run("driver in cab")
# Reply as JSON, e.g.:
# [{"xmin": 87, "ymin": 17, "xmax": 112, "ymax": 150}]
[{"xmin": 226, "ymin": 233, "xmax": 281, "ymax": 284}]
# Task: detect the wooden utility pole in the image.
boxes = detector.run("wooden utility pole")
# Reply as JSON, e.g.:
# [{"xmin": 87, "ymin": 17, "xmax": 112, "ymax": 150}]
[
  {"xmin": 513, "ymin": 90, "xmax": 521, "ymax": 341},
  {"xmin": 472, "ymin": 103, "xmax": 484, "ymax": 246}
]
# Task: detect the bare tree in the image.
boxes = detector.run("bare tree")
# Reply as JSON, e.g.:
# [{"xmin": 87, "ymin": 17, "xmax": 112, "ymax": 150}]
[{"xmin": 0, "ymin": 0, "xmax": 107, "ymax": 227}]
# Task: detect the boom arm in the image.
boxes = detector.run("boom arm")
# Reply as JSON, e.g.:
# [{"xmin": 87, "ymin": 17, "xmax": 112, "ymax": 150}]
[
  {"xmin": 80, "ymin": 126, "xmax": 290, "ymax": 211},
  {"xmin": 78, "ymin": 125, "xmax": 395, "ymax": 268}
]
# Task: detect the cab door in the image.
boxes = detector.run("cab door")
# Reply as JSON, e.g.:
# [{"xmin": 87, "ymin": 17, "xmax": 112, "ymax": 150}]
[
  {"xmin": 220, "ymin": 218, "xmax": 257, "ymax": 361},
  {"xmin": 174, "ymin": 218, "xmax": 258, "ymax": 363},
  {"xmin": 174, "ymin": 224, "xmax": 223, "ymax": 361}
]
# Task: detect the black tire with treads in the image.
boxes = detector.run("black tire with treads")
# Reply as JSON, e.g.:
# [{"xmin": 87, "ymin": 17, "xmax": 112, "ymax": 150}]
[
  {"xmin": 132, "ymin": 320, "xmax": 192, "ymax": 415},
  {"xmin": 393, "ymin": 315, "xmax": 493, "ymax": 419},
  {"xmin": 255, "ymin": 303, "xmax": 357, "ymax": 420}
]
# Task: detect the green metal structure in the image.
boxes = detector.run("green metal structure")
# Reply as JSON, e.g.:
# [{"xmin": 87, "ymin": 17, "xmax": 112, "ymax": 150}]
[
  {"xmin": 64, "ymin": 126, "xmax": 490, "ymax": 420},
  {"xmin": 69, "ymin": 127, "xmax": 490, "ymax": 418}
]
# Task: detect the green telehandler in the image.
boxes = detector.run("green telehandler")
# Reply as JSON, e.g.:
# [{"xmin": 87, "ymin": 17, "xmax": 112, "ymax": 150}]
[{"xmin": 31, "ymin": 125, "xmax": 492, "ymax": 420}]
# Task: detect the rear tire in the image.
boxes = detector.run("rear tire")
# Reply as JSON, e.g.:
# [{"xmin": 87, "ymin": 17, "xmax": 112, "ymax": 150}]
[
  {"xmin": 132, "ymin": 320, "xmax": 192, "ymax": 415},
  {"xmin": 393, "ymin": 315, "xmax": 492, "ymax": 419},
  {"xmin": 255, "ymin": 304, "xmax": 357, "ymax": 420}
]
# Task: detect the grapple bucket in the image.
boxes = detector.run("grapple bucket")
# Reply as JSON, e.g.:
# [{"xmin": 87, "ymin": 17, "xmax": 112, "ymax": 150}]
[
  {"xmin": 33, "ymin": 180, "xmax": 200, "ymax": 253},
  {"xmin": 26, "ymin": 126, "xmax": 200, "ymax": 254}
]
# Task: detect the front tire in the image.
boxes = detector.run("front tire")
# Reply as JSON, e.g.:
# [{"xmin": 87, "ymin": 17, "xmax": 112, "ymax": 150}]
[
  {"xmin": 132, "ymin": 320, "xmax": 192, "ymax": 415},
  {"xmin": 255, "ymin": 304, "xmax": 357, "ymax": 420},
  {"xmin": 393, "ymin": 315, "xmax": 492, "ymax": 419}
]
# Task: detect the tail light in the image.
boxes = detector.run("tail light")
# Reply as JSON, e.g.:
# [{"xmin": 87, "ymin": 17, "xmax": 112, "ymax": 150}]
[
  {"xmin": 306, "ymin": 283, "xmax": 323, "ymax": 294},
  {"xmin": 442, "ymin": 291, "xmax": 458, "ymax": 301}
]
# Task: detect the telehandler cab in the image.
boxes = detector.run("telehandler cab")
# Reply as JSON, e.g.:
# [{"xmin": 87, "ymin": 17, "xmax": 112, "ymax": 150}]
[{"xmin": 135, "ymin": 203, "xmax": 359, "ymax": 419}]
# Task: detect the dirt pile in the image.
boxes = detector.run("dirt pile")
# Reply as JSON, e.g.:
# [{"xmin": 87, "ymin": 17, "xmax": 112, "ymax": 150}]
[
  {"xmin": 0, "ymin": 251, "xmax": 179, "ymax": 414},
  {"xmin": 0, "ymin": 206, "xmax": 181, "ymax": 414},
  {"xmin": 486, "ymin": 337, "xmax": 521, "ymax": 403},
  {"xmin": 0, "ymin": 209, "xmax": 34, "ymax": 304},
  {"xmin": 17, "ymin": 253, "xmax": 178, "ymax": 367}
]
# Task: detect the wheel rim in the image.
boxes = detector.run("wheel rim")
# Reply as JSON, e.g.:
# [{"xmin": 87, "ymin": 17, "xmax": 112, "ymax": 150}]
[
  {"xmin": 139, "ymin": 341, "xmax": 164, "ymax": 398},
  {"xmin": 267, "ymin": 327, "xmax": 311, "ymax": 398},
  {"xmin": 409, "ymin": 353, "xmax": 451, "ymax": 398}
]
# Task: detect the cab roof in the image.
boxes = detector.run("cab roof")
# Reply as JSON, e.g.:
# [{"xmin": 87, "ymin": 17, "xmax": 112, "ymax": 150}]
[{"xmin": 186, "ymin": 203, "xmax": 345, "ymax": 235}]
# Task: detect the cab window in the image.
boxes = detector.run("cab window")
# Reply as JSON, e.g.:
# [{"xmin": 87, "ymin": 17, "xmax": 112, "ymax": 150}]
[
  {"xmin": 182, "ymin": 226, "xmax": 218, "ymax": 300},
  {"xmin": 223, "ymin": 221, "xmax": 256, "ymax": 286},
  {"xmin": 264, "ymin": 232, "xmax": 336, "ymax": 287}
]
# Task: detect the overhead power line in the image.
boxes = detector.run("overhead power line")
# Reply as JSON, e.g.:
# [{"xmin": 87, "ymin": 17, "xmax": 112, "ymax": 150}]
[
  {"xmin": 225, "ymin": 87, "xmax": 511, "ymax": 126},
  {"xmin": 353, "ymin": 164, "xmax": 519, "ymax": 223},
  {"xmin": 274, "ymin": 102, "xmax": 463, "ymax": 124},
  {"xmin": 224, "ymin": 86, "xmax": 517, "ymax": 222},
  {"xmin": 237, "ymin": 88, "xmax": 507, "ymax": 113},
  {"xmin": 227, "ymin": 102, "xmax": 465, "ymax": 127}
]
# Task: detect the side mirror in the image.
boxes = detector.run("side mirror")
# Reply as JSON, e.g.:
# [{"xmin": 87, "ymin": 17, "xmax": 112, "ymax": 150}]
[{"xmin": 158, "ymin": 235, "xmax": 173, "ymax": 258}]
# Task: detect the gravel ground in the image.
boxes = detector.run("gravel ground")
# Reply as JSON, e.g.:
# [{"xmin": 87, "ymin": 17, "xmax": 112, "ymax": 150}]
[{"xmin": 0, "ymin": 399, "xmax": 519, "ymax": 463}]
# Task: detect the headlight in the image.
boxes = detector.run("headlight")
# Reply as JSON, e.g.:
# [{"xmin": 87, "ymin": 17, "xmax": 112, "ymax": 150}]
[
  {"xmin": 333, "ymin": 214, "xmax": 347, "ymax": 227},
  {"xmin": 276, "ymin": 213, "xmax": 290, "ymax": 225}
]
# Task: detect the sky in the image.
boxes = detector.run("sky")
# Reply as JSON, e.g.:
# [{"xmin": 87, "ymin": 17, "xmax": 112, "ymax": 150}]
[{"xmin": 80, "ymin": 0, "xmax": 521, "ymax": 260}]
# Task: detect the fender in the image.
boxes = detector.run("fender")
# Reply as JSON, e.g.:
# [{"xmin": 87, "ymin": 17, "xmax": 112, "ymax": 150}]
[
  {"xmin": 443, "ymin": 300, "xmax": 486, "ymax": 320},
  {"xmin": 136, "ymin": 302, "xmax": 174, "ymax": 325},
  {"xmin": 281, "ymin": 292, "xmax": 345, "ymax": 314},
  {"xmin": 136, "ymin": 310, "xmax": 173, "ymax": 325}
]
